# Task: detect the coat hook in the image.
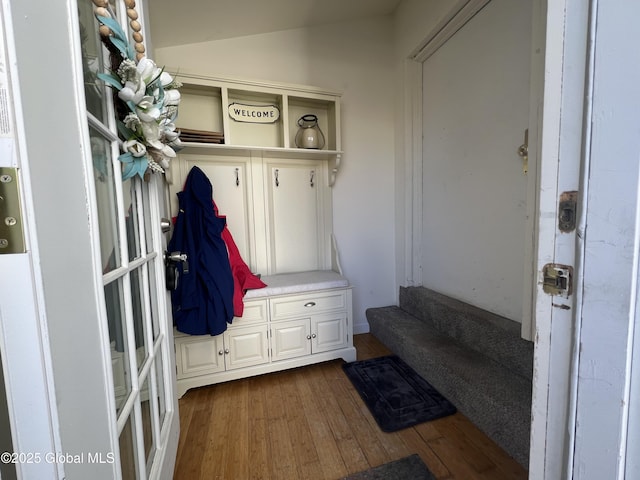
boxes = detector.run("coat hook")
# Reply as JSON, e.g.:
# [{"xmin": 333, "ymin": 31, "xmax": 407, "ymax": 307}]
[
  {"xmin": 234, "ymin": 167, "xmax": 239, "ymax": 186},
  {"xmin": 310, "ymin": 170, "xmax": 315, "ymax": 187},
  {"xmin": 274, "ymin": 169, "xmax": 279, "ymax": 187}
]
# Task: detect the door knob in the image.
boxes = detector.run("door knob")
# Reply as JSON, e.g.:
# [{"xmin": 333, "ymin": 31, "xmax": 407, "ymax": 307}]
[
  {"xmin": 164, "ymin": 251, "xmax": 189, "ymax": 291},
  {"xmin": 160, "ymin": 217, "xmax": 172, "ymax": 234}
]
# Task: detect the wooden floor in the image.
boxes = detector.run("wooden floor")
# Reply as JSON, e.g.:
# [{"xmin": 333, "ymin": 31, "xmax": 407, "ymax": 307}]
[{"xmin": 173, "ymin": 334, "xmax": 528, "ymax": 480}]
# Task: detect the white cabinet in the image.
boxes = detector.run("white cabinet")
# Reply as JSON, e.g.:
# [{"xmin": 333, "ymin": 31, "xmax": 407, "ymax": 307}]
[
  {"xmin": 174, "ymin": 299, "xmax": 269, "ymax": 382},
  {"xmin": 271, "ymin": 313, "xmax": 348, "ymax": 361},
  {"xmin": 271, "ymin": 290, "xmax": 349, "ymax": 361},
  {"xmin": 174, "ymin": 273, "xmax": 356, "ymax": 398}
]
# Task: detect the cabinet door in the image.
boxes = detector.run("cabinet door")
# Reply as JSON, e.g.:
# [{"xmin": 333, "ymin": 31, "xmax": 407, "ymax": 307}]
[
  {"xmin": 312, "ymin": 313, "xmax": 348, "ymax": 353},
  {"xmin": 271, "ymin": 318, "xmax": 312, "ymax": 361},
  {"xmin": 267, "ymin": 161, "xmax": 322, "ymax": 274},
  {"xmin": 178, "ymin": 154, "xmax": 254, "ymax": 268},
  {"xmin": 224, "ymin": 325, "xmax": 269, "ymax": 370},
  {"xmin": 175, "ymin": 334, "xmax": 225, "ymax": 379}
]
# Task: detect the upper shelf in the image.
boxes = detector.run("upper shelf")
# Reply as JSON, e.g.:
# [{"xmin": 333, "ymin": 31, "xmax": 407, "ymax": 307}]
[{"xmin": 173, "ymin": 72, "xmax": 342, "ymax": 156}]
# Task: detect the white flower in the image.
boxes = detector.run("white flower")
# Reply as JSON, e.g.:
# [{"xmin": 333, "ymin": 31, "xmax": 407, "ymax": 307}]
[
  {"xmin": 135, "ymin": 96, "xmax": 161, "ymax": 122},
  {"xmin": 140, "ymin": 121, "xmax": 160, "ymax": 144},
  {"xmin": 159, "ymin": 71, "xmax": 174, "ymax": 87},
  {"xmin": 123, "ymin": 113, "xmax": 142, "ymax": 132},
  {"xmin": 117, "ymin": 59, "xmax": 139, "ymax": 83},
  {"xmin": 123, "ymin": 139, "xmax": 147, "ymax": 157},
  {"xmin": 163, "ymin": 89, "xmax": 181, "ymax": 107},
  {"xmin": 137, "ymin": 57, "xmax": 159, "ymax": 84},
  {"xmin": 118, "ymin": 79, "xmax": 145, "ymax": 104}
]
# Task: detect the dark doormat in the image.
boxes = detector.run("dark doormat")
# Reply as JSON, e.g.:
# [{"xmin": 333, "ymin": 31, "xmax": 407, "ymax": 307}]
[
  {"xmin": 341, "ymin": 454, "xmax": 436, "ymax": 480},
  {"xmin": 342, "ymin": 355, "xmax": 456, "ymax": 432}
]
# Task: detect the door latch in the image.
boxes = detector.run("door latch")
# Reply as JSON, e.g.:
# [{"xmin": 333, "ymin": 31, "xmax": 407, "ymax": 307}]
[
  {"xmin": 542, "ymin": 264, "xmax": 573, "ymax": 297},
  {"xmin": 517, "ymin": 129, "xmax": 529, "ymax": 175}
]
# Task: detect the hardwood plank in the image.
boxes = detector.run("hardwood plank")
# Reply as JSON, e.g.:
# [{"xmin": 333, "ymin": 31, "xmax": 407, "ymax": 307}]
[
  {"xmin": 172, "ymin": 334, "xmax": 528, "ymax": 480},
  {"xmin": 293, "ymin": 367, "xmax": 348, "ymax": 480},
  {"xmin": 427, "ymin": 436, "xmax": 486, "ymax": 480},
  {"xmin": 174, "ymin": 388, "xmax": 217, "ymax": 480},
  {"xmin": 263, "ymin": 371, "xmax": 300, "ymax": 480},
  {"xmin": 307, "ymin": 364, "xmax": 369, "ymax": 475},
  {"xmin": 432, "ymin": 415, "xmax": 496, "ymax": 474},
  {"xmin": 248, "ymin": 375, "xmax": 272, "ymax": 480},
  {"xmin": 449, "ymin": 413, "xmax": 527, "ymax": 479},
  {"xmin": 278, "ymin": 371, "xmax": 323, "ymax": 479},
  {"xmin": 323, "ymin": 361, "xmax": 391, "ymax": 468},
  {"xmin": 397, "ymin": 425, "xmax": 452, "ymax": 479},
  {"xmin": 198, "ymin": 382, "xmax": 233, "ymax": 479},
  {"xmin": 222, "ymin": 380, "xmax": 250, "ymax": 480}
]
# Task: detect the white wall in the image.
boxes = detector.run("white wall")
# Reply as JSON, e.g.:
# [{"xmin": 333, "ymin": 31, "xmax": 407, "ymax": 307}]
[{"xmin": 155, "ymin": 17, "xmax": 397, "ymax": 333}]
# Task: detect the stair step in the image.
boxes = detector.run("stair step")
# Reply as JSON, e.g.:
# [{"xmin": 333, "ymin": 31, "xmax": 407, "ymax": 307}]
[
  {"xmin": 366, "ymin": 305, "xmax": 531, "ymax": 468},
  {"xmin": 400, "ymin": 287, "xmax": 534, "ymax": 380}
]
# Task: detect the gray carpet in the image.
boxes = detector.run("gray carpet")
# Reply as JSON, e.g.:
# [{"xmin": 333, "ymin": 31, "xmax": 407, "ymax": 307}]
[{"xmin": 341, "ymin": 454, "xmax": 435, "ymax": 480}]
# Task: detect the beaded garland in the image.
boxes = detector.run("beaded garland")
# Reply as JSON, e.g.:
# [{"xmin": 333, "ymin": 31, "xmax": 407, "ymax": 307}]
[{"xmin": 92, "ymin": 0, "xmax": 146, "ymax": 61}]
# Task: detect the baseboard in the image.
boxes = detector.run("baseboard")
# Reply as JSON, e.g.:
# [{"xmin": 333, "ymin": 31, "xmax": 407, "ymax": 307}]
[{"xmin": 353, "ymin": 321, "xmax": 370, "ymax": 335}]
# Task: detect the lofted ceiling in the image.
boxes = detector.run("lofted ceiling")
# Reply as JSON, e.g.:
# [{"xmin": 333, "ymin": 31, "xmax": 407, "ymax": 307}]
[{"xmin": 148, "ymin": 0, "xmax": 402, "ymax": 48}]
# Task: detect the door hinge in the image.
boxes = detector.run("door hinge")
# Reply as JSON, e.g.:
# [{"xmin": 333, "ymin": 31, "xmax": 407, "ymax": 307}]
[
  {"xmin": 542, "ymin": 264, "xmax": 573, "ymax": 297},
  {"xmin": 0, "ymin": 167, "xmax": 26, "ymax": 253}
]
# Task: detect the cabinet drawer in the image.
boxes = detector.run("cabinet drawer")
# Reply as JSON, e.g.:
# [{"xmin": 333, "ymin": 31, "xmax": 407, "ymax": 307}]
[
  {"xmin": 270, "ymin": 290, "xmax": 347, "ymax": 321},
  {"xmin": 231, "ymin": 299, "xmax": 268, "ymax": 327}
]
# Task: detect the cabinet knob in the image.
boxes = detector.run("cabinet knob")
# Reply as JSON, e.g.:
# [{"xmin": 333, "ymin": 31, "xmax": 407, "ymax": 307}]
[
  {"xmin": 304, "ymin": 301, "xmax": 316, "ymax": 308},
  {"xmin": 312, "ymin": 333, "xmax": 317, "ymax": 339},
  {"xmin": 306, "ymin": 335, "xmax": 312, "ymax": 340},
  {"xmin": 218, "ymin": 350, "xmax": 224, "ymax": 356},
  {"xmin": 224, "ymin": 348, "xmax": 230, "ymax": 354}
]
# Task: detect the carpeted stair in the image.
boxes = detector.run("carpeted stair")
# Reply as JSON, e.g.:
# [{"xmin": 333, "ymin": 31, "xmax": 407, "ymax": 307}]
[{"xmin": 366, "ymin": 287, "xmax": 533, "ymax": 468}]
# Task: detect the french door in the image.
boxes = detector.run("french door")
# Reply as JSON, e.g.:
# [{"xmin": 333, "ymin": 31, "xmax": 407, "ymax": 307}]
[{"xmin": 78, "ymin": 1, "xmax": 179, "ymax": 478}]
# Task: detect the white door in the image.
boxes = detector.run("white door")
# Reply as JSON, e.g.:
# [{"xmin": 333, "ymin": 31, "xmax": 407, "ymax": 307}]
[
  {"xmin": 420, "ymin": 0, "xmax": 533, "ymax": 326},
  {"xmin": 1, "ymin": 0, "xmax": 179, "ymax": 478},
  {"xmin": 173, "ymin": 155, "xmax": 254, "ymax": 266},
  {"xmin": 267, "ymin": 160, "xmax": 323, "ymax": 274},
  {"xmin": 77, "ymin": 1, "xmax": 180, "ymax": 478}
]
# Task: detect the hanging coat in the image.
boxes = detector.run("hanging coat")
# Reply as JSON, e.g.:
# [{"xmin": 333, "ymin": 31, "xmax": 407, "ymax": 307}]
[
  {"xmin": 213, "ymin": 202, "xmax": 267, "ymax": 317},
  {"xmin": 169, "ymin": 166, "xmax": 235, "ymax": 336}
]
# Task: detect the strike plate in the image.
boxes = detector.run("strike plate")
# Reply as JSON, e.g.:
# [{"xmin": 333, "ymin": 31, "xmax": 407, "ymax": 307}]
[
  {"xmin": 542, "ymin": 263, "xmax": 572, "ymax": 297},
  {"xmin": 0, "ymin": 167, "xmax": 26, "ymax": 254}
]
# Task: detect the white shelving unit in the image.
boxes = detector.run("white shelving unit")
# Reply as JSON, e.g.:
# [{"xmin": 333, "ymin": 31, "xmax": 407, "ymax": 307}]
[{"xmin": 167, "ymin": 73, "xmax": 355, "ymax": 396}]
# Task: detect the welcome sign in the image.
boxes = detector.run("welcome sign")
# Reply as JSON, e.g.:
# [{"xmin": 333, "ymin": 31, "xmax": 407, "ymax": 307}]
[{"xmin": 228, "ymin": 102, "xmax": 280, "ymax": 124}]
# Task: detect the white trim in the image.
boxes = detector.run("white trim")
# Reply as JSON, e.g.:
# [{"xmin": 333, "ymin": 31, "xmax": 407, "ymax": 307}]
[
  {"xmin": 404, "ymin": 58, "xmax": 422, "ymax": 286},
  {"xmin": 520, "ymin": 0, "xmax": 546, "ymax": 341},
  {"xmin": 410, "ymin": 0, "xmax": 490, "ymax": 63}
]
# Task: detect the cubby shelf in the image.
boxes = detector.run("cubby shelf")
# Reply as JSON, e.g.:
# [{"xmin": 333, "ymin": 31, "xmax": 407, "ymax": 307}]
[{"xmin": 172, "ymin": 71, "xmax": 343, "ymax": 185}]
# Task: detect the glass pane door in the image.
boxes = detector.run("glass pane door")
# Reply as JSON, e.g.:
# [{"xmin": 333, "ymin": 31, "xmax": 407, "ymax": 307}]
[{"xmin": 77, "ymin": 1, "xmax": 178, "ymax": 478}]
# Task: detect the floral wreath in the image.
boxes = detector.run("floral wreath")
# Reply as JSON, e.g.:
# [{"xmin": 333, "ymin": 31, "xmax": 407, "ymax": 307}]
[{"xmin": 95, "ymin": 13, "xmax": 182, "ymax": 181}]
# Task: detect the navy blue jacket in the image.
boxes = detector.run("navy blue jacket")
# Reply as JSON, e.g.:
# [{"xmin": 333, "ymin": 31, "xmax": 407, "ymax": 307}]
[{"xmin": 168, "ymin": 166, "xmax": 235, "ymax": 336}]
